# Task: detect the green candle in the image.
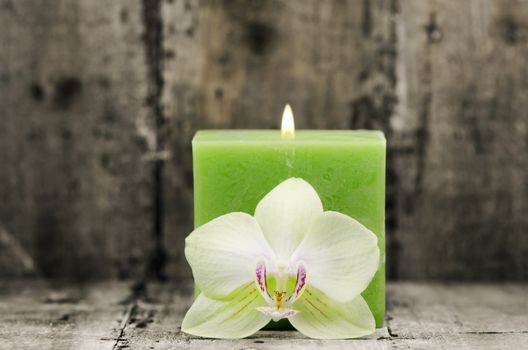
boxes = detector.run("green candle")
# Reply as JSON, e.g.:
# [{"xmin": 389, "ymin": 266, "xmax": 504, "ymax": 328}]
[{"xmin": 192, "ymin": 120, "xmax": 386, "ymax": 328}]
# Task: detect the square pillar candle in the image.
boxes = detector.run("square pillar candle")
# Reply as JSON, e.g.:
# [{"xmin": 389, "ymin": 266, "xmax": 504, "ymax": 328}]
[{"xmin": 192, "ymin": 108, "xmax": 386, "ymax": 328}]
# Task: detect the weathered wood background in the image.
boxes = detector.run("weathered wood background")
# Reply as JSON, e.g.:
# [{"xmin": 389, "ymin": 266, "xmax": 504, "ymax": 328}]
[{"xmin": 1, "ymin": 0, "xmax": 527, "ymax": 281}]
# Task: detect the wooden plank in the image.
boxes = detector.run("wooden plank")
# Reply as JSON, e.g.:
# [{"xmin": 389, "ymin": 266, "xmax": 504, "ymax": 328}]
[
  {"xmin": 0, "ymin": 281, "xmax": 527, "ymax": 349},
  {"xmin": 387, "ymin": 282, "xmax": 528, "ymax": 337},
  {"xmin": 119, "ymin": 281, "xmax": 528, "ymax": 349},
  {"xmin": 393, "ymin": 0, "xmax": 528, "ymax": 279},
  {"xmin": 160, "ymin": 0, "xmax": 398, "ymax": 280},
  {"xmin": 0, "ymin": 280, "xmax": 131, "ymax": 350},
  {"xmin": 391, "ymin": 334, "xmax": 528, "ymax": 350},
  {"xmin": 0, "ymin": 0, "xmax": 154, "ymax": 279}
]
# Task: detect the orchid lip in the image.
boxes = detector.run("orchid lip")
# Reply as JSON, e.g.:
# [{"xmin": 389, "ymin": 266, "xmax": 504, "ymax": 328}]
[{"xmin": 255, "ymin": 258, "xmax": 308, "ymax": 321}]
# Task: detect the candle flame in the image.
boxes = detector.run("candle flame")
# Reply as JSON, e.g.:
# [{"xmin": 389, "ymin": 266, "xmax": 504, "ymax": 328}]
[{"xmin": 281, "ymin": 104, "xmax": 295, "ymax": 139}]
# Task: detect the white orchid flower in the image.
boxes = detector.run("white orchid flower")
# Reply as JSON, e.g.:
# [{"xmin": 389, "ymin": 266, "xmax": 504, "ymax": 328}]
[{"xmin": 182, "ymin": 178, "xmax": 380, "ymax": 339}]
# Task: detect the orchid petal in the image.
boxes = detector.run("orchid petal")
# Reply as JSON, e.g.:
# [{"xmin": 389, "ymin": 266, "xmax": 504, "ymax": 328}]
[
  {"xmin": 185, "ymin": 212, "xmax": 275, "ymax": 299},
  {"xmin": 291, "ymin": 211, "xmax": 379, "ymax": 302},
  {"xmin": 254, "ymin": 178, "xmax": 323, "ymax": 259},
  {"xmin": 289, "ymin": 287, "xmax": 375, "ymax": 339},
  {"xmin": 182, "ymin": 282, "xmax": 270, "ymax": 339}
]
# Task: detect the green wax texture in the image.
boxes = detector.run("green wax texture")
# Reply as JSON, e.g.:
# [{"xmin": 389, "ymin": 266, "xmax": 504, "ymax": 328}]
[{"xmin": 192, "ymin": 130, "xmax": 386, "ymax": 328}]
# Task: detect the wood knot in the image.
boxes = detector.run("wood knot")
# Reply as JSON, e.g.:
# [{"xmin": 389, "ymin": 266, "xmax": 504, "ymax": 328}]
[
  {"xmin": 244, "ymin": 21, "xmax": 276, "ymax": 55},
  {"xmin": 53, "ymin": 77, "xmax": 82, "ymax": 110},
  {"xmin": 497, "ymin": 15, "xmax": 520, "ymax": 45},
  {"xmin": 424, "ymin": 13, "xmax": 442, "ymax": 44}
]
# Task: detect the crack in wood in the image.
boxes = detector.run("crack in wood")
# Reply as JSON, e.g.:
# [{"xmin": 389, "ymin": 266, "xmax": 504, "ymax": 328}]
[
  {"xmin": 112, "ymin": 302, "xmax": 138, "ymax": 350},
  {"xmin": 141, "ymin": 0, "xmax": 167, "ymax": 281},
  {"xmin": 386, "ymin": 0, "xmax": 401, "ymax": 281},
  {"xmin": 386, "ymin": 325, "xmax": 399, "ymax": 339},
  {"xmin": 350, "ymin": 0, "xmax": 401, "ymax": 281},
  {"xmin": 385, "ymin": 312, "xmax": 399, "ymax": 339},
  {"xmin": 377, "ymin": 329, "xmax": 528, "ymax": 342},
  {"xmin": 413, "ymin": 15, "xmax": 434, "ymax": 198}
]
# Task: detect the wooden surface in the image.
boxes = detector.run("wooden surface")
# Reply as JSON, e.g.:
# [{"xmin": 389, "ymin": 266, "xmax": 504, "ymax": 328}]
[
  {"xmin": 393, "ymin": 0, "xmax": 528, "ymax": 281},
  {"xmin": 1, "ymin": 0, "xmax": 528, "ymax": 280},
  {"xmin": 0, "ymin": 0, "xmax": 154, "ymax": 280},
  {"xmin": 0, "ymin": 280, "xmax": 527, "ymax": 349}
]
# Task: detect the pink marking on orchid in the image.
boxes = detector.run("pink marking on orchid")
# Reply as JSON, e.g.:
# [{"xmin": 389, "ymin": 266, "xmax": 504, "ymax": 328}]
[
  {"xmin": 287, "ymin": 261, "xmax": 307, "ymax": 303},
  {"xmin": 294, "ymin": 262, "xmax": 307, "ymax": 296},
  {"xmin": 255, "ymin": 259, "xmax": 271, "ymax": 301}
]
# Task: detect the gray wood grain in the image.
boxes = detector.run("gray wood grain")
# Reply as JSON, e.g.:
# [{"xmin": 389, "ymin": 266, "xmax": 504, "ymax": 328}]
[
  {"xmin": 387, "ymin": 283, "xmax": 528, "ymax": 338},
  {"xmin": 1, "ymin": 0, "xmax": 528, "ymax": 281},
  {"xmin": 0, "ymin": 0, "xmax": 154, "ymax": 279},
  {"xmin": 392, "ymin": 0, "xmax": 528, "ymax": 280},
  {"xmin": 0, "ymin": 280, "xmax": 129, "ymax": 350},
  {"xmin": 0, "ymin": 280, "xmax": 526, "ymax": 349}
]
